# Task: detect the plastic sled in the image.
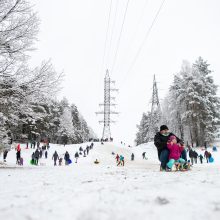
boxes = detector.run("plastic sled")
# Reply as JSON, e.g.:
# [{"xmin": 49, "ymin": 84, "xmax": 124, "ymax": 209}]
[
  {"xmin": 68, "ymin": 159, "xmax": 72, "ymax": 164},
  {"xmin": 30, "ymin": 159, "xmax": 34, "ymax": 165},
  {"xmin": 209, "ymin": 157, "xmax": 214, "ymax": 163}
]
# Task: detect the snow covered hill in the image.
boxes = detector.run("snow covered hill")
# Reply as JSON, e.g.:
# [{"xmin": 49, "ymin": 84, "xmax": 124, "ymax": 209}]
[{"xmin": 0, "ymin": 142, "xmax": 220, "ymax": 220}]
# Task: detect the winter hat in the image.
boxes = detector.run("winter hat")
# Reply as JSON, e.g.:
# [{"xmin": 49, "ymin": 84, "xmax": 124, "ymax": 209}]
[
  {"xmin": 169, "ymin": 135, "xmax": 177, "ymax": 142},
  {"xmin": 160, "ymin": 125, "xmax": 169, "ymax": 131}
]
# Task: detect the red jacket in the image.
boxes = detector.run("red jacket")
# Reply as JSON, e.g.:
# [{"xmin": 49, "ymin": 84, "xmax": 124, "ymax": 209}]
[
  {"xmin": 167, "ymin": 142, "xmax": 184, "ymax": 160},
  {"xmin": 17, "ymin": 144, "xmax": 21, "ymax": 152}
]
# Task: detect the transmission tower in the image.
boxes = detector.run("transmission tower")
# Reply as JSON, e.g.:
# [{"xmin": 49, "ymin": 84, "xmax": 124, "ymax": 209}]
[
  {"xmin": 96, "ymin": 69, "xmax": 119, "ymax": 140},
  {"xmin": 147, "ymin": 75, "xmax": 162, "ymax": 141}
]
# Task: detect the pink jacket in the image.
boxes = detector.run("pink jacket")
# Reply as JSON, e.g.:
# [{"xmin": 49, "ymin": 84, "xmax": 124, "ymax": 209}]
[{"xmin": 167, "ymin": 142, "xmax": 184, "ymax": 160}]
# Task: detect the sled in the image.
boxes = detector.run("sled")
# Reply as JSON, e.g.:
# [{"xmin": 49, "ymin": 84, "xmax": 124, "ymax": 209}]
[
  {"xmin": 68, "ymin": 159, "xmax": 72, "ymax": 164},
  {"xmin": 209, "ymin": 157, "xmax": 214, "ymax": 163},
  {"xmin": 30, "ymin": 159, "xmax": 35, "ymax": 165}
]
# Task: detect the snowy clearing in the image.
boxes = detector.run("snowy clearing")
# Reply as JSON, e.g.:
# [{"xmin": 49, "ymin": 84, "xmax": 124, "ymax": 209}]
[{"xmin": 0, "ymin": 142, "xmax": 220, "ymax": 220}]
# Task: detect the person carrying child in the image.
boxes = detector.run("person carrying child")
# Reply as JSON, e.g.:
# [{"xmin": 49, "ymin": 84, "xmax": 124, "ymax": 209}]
[{"xmin": 166, "ymin": 135, "xmax": 185, "ymax": 171}]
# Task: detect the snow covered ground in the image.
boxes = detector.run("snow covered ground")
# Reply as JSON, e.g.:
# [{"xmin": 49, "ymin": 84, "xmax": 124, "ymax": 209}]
[{"xmin": 0, "ymin": 141, "xmax": 220, "ymax": 220}]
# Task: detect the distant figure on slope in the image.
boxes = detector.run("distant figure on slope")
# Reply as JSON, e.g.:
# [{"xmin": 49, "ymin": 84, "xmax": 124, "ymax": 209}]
[
  {"xmin": 117, "ymin": 155, "xmax": 125, "ymax": 166},
  {"xmin": 142, "ymin": 152, "xmax": 147, "ymax": 160},
  {"xmin": 94, "ymin": 159, "xmax": 99, "ymax": 164},
  {"xmin": 59, "ymin": 158, "xmax": 63, "ymax": 166},
  {"xmin": 83, "ymin": 150, "xmax": 86, "ymax": 157},
  {"xmin": 131, "ymin": 153, "xmax": 134, "ymax": 161},
  {"xmin": 115, "ymin": 154, "xmax": 120, "ymax": 163},
  {"xmin": 31, "ymin": 152, "xmax": 35, "ymax": 165},
  {"xmin": 39, "ymin": 149, "xmax": 43, "ymax": 159},
  {"xmin": 19, "ymin": 157, "xmax": 23, "ymax": 166},
  {"xmin": 64, "ymin": 151, "xmax": 70, "ymax": 165},
  {"xmin": 3, "ymin": 150, "xmax": 8, "ymax": 162},
  {"xmin": 189, "ymin": 148, "xmax": 194, "ymax": 165},
  {"xmin": 34, "ymin": 149, "xmax": 40, "ymax": 165},
  {"xmin": 199, "ymin": 154, "xmax": 203, "ymax": 164},
  {"xmin": 75, "ymin": 152, "xmax": 79, "ymax": 163},
  {"xmin": 52, "ymin": 151, "xmax": 59, "ymax": 166},
  {"xmin": 154, "ymin": 125, "xmax": 186, "ymax": 171},
  {"xmin": 16, "ymin": 144, "xmax": 21, "ymax": 165},
  {"xmin": 193, "ymin": 150, "xmax": 198, "ymax": 164},
  {"xmin": 204, "ymin": 150, "xmax": 211, "ymax": 163},
  {"xmin": 45, "ymin": 150, "xmax": 48, "ymax": 159},
  {"xmin": 166, "ymin": 135, "xmax": 185, "ymax": 171},
  {"xmin": 86, "ymin": 146, "xmax": 90, "ymax": 155}
]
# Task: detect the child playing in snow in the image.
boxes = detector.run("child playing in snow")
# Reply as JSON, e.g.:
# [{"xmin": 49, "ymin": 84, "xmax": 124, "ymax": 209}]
[
  {"xmin": 166, "ymin": 135, "xmax": 185, "ymax": 171},
  {"xmin": 59, "ymin": 158, "xmax": 63, "ymax": 166}
]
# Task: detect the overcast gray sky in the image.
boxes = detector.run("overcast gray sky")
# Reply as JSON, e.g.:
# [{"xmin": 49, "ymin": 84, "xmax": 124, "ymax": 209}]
[{"xmin": 30, "ymin": 0, "xmax": 220, "ymax": 145}]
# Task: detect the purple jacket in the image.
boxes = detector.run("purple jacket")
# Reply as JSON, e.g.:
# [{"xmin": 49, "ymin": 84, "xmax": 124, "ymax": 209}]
[{"xmin": 167, "ymin": 143, "xmax": 184, "ymax": 160}]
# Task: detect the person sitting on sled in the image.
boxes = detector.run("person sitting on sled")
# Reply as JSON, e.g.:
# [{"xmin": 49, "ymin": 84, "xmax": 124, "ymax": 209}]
[
  {"xmin": 154, "ymin": 125, "xmax": 187, "ymax": 171},
  {"xmin": 166, "ymin": 135, "xmax": 185, "ymax": 171},
  {"xmin": 94, "ymin": 159, "xmax": 99, "ymax": 164}
]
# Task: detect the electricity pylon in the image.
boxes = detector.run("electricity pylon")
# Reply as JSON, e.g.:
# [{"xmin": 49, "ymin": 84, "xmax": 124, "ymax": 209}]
[
  {"xmin": 147, "ymin": 75, "xmax": 162, "ymax": 141},
  {"xmin": 96, "ymin": 69, "xmax": 118, "ymax": 140}
]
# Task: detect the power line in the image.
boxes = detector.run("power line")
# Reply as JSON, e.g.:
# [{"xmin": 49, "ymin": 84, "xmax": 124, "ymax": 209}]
[
  {"xmin": 119, "ymin": 0, "xmax": 166, "ymax": 89},
  {"xmin": 111, "ymin": 0, "xmax": 130, "ymax": 74},
  {"xmin": 113, "ymin": 0, "xmax": 149, "ymax": 75},
  {"xmin": 101, "ymin": 0, "xmax": 113, "ymax": 75},
  {"xmin": 106, "ymin": 0, "xmax": 119, "ymax": 66},
  {"xmin": 98, "ymin": 0, "xmax": 113, "ymax": 105}
]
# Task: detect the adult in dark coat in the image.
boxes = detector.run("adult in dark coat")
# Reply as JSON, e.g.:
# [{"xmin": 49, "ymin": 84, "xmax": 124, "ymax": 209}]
[
  {"xmin": 193, "ymin": 151, "xmax": 198, "ymax": 164},
  {"xmin": 34, "ymin": 149, "xmax": 40, "ymax": 165},
  {"xmin": 189, "ymin": 148, "xmax": 194, "ymax": 165},
  {"xmin": 64, "ymin": 151, "xmax": 70, "ymax": 165},
  {"xmin": 154, "ymin": 125, "xmax": 186, "ymax": 170},
  {"xmin": 3, "ymin": 150, "xmax": 8, "ymax": 162},
  {"xmin": 16, "ymin": 151, "xmax": 21, "ymax": 164},
  {"xmin": 52, "ymin": 151, "xmax": 59, "ymax": 166}
]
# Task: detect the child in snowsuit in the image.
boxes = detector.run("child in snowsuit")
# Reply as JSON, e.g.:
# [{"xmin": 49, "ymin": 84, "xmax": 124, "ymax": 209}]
[
  {"xmin": 59, "ymin": 158, "xmax": 63, "ymax": 166},
  {"xmin": 115, "ymin": 154, "xmax": 119, "ymax": 162},
  {"xmin": 199, "ymin": 154, "xmax": 203, "ymax": 164},
  {"xmin": 75, "ymin": 152, "xmax": 79, "ymax": 163},
  {"xmin": 166, "ymin": 135, "xmax": 185, "ymax": 170}
]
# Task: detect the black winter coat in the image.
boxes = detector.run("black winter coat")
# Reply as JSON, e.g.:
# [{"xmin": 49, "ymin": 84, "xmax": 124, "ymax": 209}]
[
  {"xmin": 154, "ymin": 132, "xmax": 182, "ymax": 158},
  {"xmin": 52, "ymin": 152, "xmax": 59, "ymax": 160},
  {"xmin": 64, "ymin": 152, "xmax": 70, "ymax": 161}
]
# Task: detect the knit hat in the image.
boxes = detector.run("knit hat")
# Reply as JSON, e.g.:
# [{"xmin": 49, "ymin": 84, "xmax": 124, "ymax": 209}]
[
  {"xmin": 160, "ymin": 125, "xmax": 169, "ymax": 131},
  {"xmin": 169, "ymin": 135, "xmax": 176, "ymax": 142}
]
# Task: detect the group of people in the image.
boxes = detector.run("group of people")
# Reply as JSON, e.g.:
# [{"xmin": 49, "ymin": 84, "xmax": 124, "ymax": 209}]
[
  {"xmin": 154, "ymin": 125, "xmax": 189, "ymax": 171},
  {"xmin": 31, "ymin": 145, "xmax": 48, "ymax": 165},
  {"xmin": 188, "ymin": 149, "xmax": 212, "ymax": 165},
  {"xmin": 115, "ymin": 154, "xmax": 125, "ymax": 166},
  {"xmin": 154, "ymin": 124, "xmax": 217, "ymax": 171},
  {"xmin": 51, "ymin": 142, "xmax": 95, "ymax": 166}
]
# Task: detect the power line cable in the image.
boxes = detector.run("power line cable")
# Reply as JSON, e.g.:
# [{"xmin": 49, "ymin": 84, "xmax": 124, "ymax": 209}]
[
  {"xmin": 119, "ymin": 0, "xmax": 166, "ymax": 89},
  {"xmin": 101, "ymin": 0, "xmax": 113, "ymax": 75},
  {"xmin": 98, "ymin": 0, "xmax": 113, "ymax": 103},
  {"xmin": 111, "ymin": 0, "xmax": 130, "ymax": 74},
  {"xmin": 113, "ymin": 0, "xmax": 149, "ymax": 75},
  {"xmin": 106, "ymin": 0, "xmax": 119, "ymax": 66}
]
